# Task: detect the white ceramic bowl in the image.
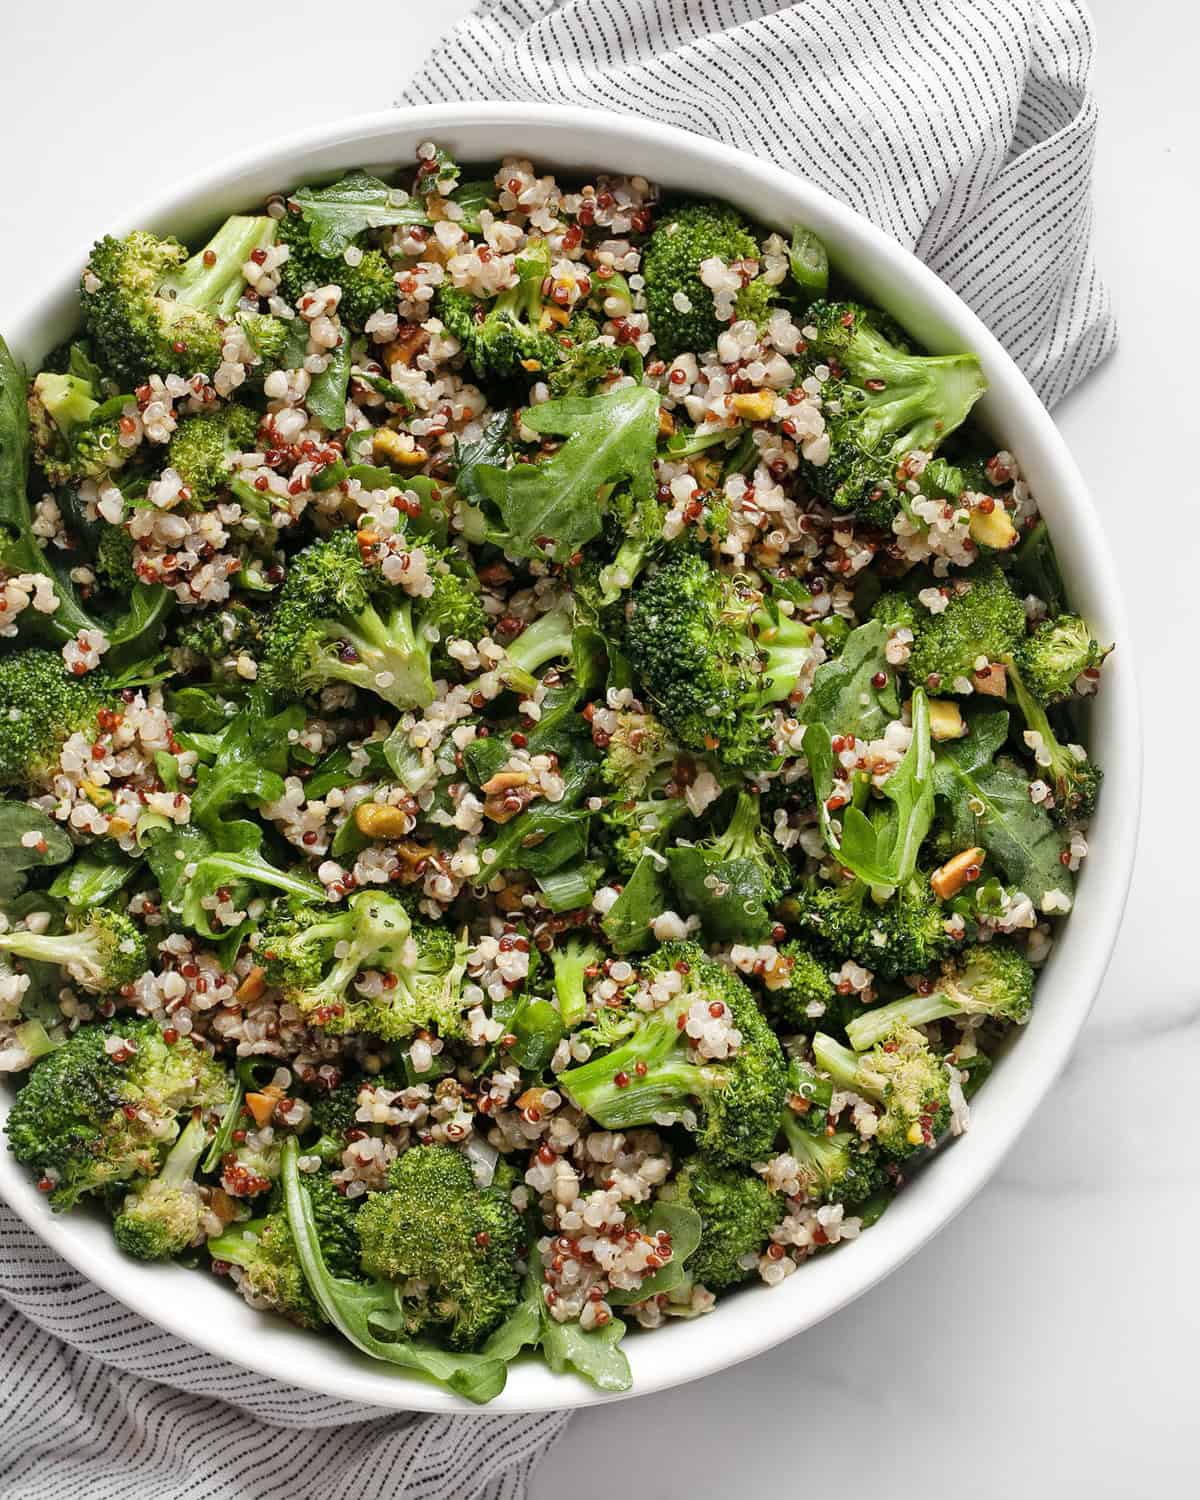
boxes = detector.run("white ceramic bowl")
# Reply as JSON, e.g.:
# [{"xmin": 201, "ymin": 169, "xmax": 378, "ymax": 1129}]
[{"xmin": 0, "ymin": 103, "xmax": 1140, "ymax": 1413}]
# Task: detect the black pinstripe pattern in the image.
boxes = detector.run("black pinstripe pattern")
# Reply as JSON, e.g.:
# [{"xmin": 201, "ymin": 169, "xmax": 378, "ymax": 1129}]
[
  {"xmin": 401, "ymin": 0, "xmax": 1116, "ymax": 404},
  {"xmin": 0, "ymin": 1204, "xmax": 568, "ymax": 1497}
]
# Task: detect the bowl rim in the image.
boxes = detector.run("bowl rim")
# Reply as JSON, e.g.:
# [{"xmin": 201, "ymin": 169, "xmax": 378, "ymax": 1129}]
[{"xmin": 0, "ymin": 101, "xmax": 1142, "ymax": 1414}]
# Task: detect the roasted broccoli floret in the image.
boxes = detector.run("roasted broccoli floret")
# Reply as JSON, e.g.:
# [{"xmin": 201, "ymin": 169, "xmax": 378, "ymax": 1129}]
[
  {"xmin": 167, "ymin": 403, "xmax": 260, "ymax": 503},
  {"xmin": 1016, "ymin": 614, "xmax": 1108, "ymax": 704},
  {"xmin": 28, "ymin": 371, "xmax": 128, "ymax": 487},
  {"xmin": 560, "ymin": 942, "xmax": 787, "ymax": 1164},
  {"xmin": 600, "ymin": 711, "xmax": 695, "ymax": 874},
  {"xmin": 625, "ymin": 552, "xmax": 818, "ymax": 767},
  {"xmin": 0, "ymin": 649, "xmax": 108, "ymax": 788},
  {"xmin": 760, "ymin": 940, "xmax": 835, "ymax": 1030},
  {"xmin": 173, "ymin": 599, "xmax": 265, "ymax": 670},
  {"xmin": 665, "ymin": 1157, "xmax": 779, "ymax": 1290},
  {"xmin": 5, "ymin": 1020, "xmax": 230, "ymax": 1209},
  {"xmin": 94, "ymin": 522, "xmax": 138, "ymax": 592},
  {"xmin": 207, "ymin": 1173, "xmax": 359, "ymax": 1328},
  {"xmin": 258, "ymin": 894, "xmax": 466, "ymax": 1040},
  {"xmin": 1004, "ymin": 638, "xmax": 1104, "ymax": 824},
  {"xmin": 905, "ymin": 565, "xmax": 1027, "ymax": 692},
  {"xmin": 812, "ymin": 1025, "xmax": 951, "ymax": 1159},
  {"xmin": 420, "ymin": 568, "xmax": 488, "ymax": 673},
  {"xmin": 547, "ymin": 339, "xmax": 624, "ymax": 398},
  {"xmin": 435, "ymin": 238, "xmax": 565, "ymax": 381},
  {"xmin": 870, "ymin": 589, "xmax": 918, "ymax": 636},
  {"xmin": 666, "ymin": 789, "xmax": 789, "ymax": 942},
  {"xmin": 846, "ymin": 940, "xmax": 1035, "ymax": 1050},
  {"xmin": 642, "ymin": 199, "xmax": 770, "ymax": 360},
  {"xmin": 794, "ymin": 300, "xmax": 986, "ymax": 525},
  {"xmin": 81, "ymin": 216, "xmax": 280, "ymax": 384},
  {"xmin": 0, "ymin": 907, "xmax": 147, "ymax": 994},
  {"xmin": 778, "ymin": 1103, "xmax": 886, "ymax": 1206},
  {"xmin": 276, "ymin": 208, "xmax": 396, "ymax": 330},
  {"xmin": 784, "ymin": 874, "xmax": 954, "ymax": 982},
  {"xmin": 355, "ymin": 1144, "xmax": 524, "ymax": 1350},
  {"xmin": 111, "ymin": 1113, "xmax": 209, "ymax": 1260},
  {"xmin": 263, "ymin": 528, "xmax": 440, "ymax": 709}
]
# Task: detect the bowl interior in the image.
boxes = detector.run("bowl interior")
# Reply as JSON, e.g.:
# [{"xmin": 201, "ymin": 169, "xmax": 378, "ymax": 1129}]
[{"xmin": 0, "ymin": 104, "xmax": 1140, "ymax": 1413}]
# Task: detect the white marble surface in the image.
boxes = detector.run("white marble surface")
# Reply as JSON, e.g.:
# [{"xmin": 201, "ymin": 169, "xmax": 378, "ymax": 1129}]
[{"xmin": 2, "ymin": 2, "xmax": 1196, "ymax": 1493}]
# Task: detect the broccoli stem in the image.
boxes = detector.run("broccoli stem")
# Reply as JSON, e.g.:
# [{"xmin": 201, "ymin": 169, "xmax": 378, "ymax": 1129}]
[
  {"xmin": 161, "ymin": 216, "xmax": 276, "ymax": 319},
  {"xmin": 845, "ymin": 992, "xmax": 958, "ymax": 1052},
  {"xmin": 35, "ymin": 372, "xmax": 99, "ymax": 435},
  {"xmin": 493, "ymin": 605, "xmax": 575, "ymax": 695},
  {"xmin": 567, "ymin": 1054, "xmax": 721, "ymax": 1130},
  {"xmin": 779, "ymin": 1109, "xmax": 839, "ymax": 1174},
  {"xmin": 207, "ymin": 1216, "xmax": 271, "ymax": 1268},
  {"xmin": 0, "ymin": 927, "xmax": 102, "ymax": 978},
  {"xmin": 757, "ymin": 615, "xmax": 816, "ymax": 702},
  {"xmin": 562, "ymin": 990, "xmax": 725, "ymax": 1127},
  {"xmin": 1002, "ymin": 651, "xmax": 1079, "ymax": 792},
  {"xmin": 598, "ymin": 536, "xmax": 649, "ymax": 603},
  {"xmin": 812, "ymin": 1032, "xmax": 875, "ymax": 1099},
  {"xmin": 13, "ymin": 1018, "xmax": 63, "ymax": 1061},
  {"xmin": 159, "ymin": 1113, "xmax": 209, "ymax": 1188},
  {"xmin": 855, "ymin": 332, "xmax": 986, "ymax": 454},
  {"xmin": 712, "ymin": 788, "xmax": 761, "ymax": 861}
]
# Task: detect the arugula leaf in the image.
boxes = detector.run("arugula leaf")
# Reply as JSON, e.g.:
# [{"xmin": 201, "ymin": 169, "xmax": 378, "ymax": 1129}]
[
  {"xmin": 48, "ymin": 847, "xmax": 137, "ymax": 908},
  {"xmin": 355, "ymin": 370, "xmax": 413, "ymax": 410},
  {"xmin": 179, "ymin": 822, "xmax": 325, "ymax": 939},
  {"xmin": 539, "ymin": 1307, "xmax": 632, "ymax": 1392},
  {"xmin": 799, "ymin": 618, "xmax": 899, "ymax": 740},
  {"xmin": 932, "ymin": 711, "xmax": 1074, "ymax": 909},
  {"xmin": 534, "ymin": 858, "xmax": 606, "ymax": 913},
  {"xmin": 67, "ymin": 342, "xmax": 104, "ymax": 387},
  {"xmin": 189, "ymin": 698, "xmax": 302, "ymax": 828},
  {"xmin": 608, "ymin": 1201, "xmax": 702, "ymax": 1304},
  {"xmin": 454, "ymin": 411, "xmax": 512, "ymax": 507},
  {"xmin": 1012, "ymin": 518, "xmax": 1067, "ymax": 617},
  {"xmin": 601, "ymin": 852, "xmax": 667, "ymax": 954},
  {"xmin": 306, "ymin": 337, "xmax": 351, "ymax": 432},
  {"xmin": 292, "ymin": 171, "xmax": 491, "ymax": 256},
  {"xmin": 306, "ymin": 738, "xmax": 390, "ymax": 799},
  {"xmin": 805, "ymin": 689, "xmax": 935, "ymax": 892},
  {"xmin": 145, "ymin": 814, "xmax": 323, "ymax": 946},
  {"xmin": 0, "ymin": 802, "xmax": 73, "ymax": 901},
  {"xmin": 1, "ymin": 337, "xmax": 173, "ymax": 655},
  {"xmin": 0, "ymin": 335, "xmax": 31, "ymax": 528},
  {"xmin": 479, "ymin": 761, "xmax": 595, "ymax": 875},
  {"xmin": 474, "ymin": 386, "xmax": 659, "ymax": 562}
]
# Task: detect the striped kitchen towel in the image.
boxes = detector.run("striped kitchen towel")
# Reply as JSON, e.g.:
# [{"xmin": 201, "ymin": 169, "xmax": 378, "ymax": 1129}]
[
  {"xmin": 403, "ymin": 0, "xmax": 1116, "ymax": 406},
  {"xmin": 0, "ymin": 1201, "xmax": 566, "ymax": 1498},
  {"xmin": 0, "ymin": 4, "xmax": 1112, "ymax": 1498}
]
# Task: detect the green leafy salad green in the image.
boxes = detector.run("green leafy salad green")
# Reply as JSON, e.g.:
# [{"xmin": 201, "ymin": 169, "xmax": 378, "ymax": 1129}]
[{"xmin": 0, "ymin": 144, "xmax": 1110, "ymax": 1401}]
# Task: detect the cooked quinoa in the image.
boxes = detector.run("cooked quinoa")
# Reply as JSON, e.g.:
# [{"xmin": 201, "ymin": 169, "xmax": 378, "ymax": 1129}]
[{"xmin": 0, "ymin": 144, "xmax": 1110, "ymax": 1401}]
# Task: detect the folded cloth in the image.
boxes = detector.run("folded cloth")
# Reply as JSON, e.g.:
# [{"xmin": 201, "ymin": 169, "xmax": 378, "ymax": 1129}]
[
  {"xmin": 0, "ymin": 1203, "xmax": 567, "ymax": 1498},
  {"xmin": 0, "ymin": 4, "xmax": 1114, "ymax": 1496},
  {"xmin": 402, "ymin": 0, "xmax": 1116, "ymax": 405}
]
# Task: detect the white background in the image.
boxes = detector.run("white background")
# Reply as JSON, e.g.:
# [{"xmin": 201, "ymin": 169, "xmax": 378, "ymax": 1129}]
[{"xmin": 2, "ymin": 3, "xmax": 1197, "ymax": 1494}]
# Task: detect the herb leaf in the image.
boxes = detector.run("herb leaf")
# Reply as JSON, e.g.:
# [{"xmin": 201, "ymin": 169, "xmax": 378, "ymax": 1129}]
[
  {"xmin": 474, "ymin": 386, "xmax": 659, "ymax": 562},
  {"xmin": 933, "ymin": 710, "xmax": 1074, "ymax": 909},
  {"xmin": 799, "ymin": 618, "xmax": 899, "ymax": 740},
  {"xmin": 292, "ymin": 171, "xmax": 490, "ymax": 256},
  {"xmin": 805, "ymin": 689, "xmax": 935, "ymax": 891},
  {"xmin": 0, "ymin": 802, "xmax": 73, "ymax": 900}
]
